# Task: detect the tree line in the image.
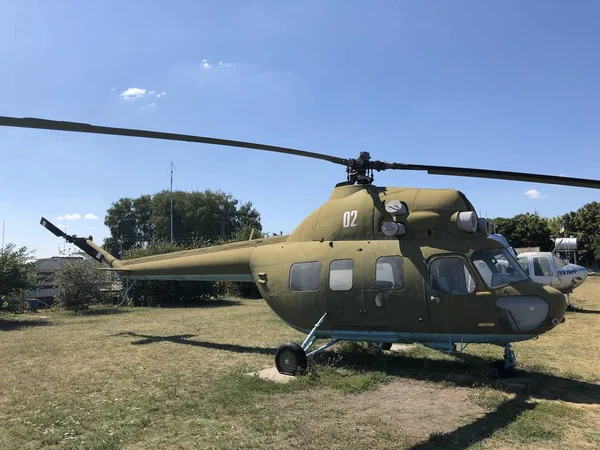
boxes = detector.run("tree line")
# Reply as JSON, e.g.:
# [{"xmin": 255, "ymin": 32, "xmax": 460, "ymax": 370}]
[
  {"xmin": 103, "ymin": 189, "xmax": 262, "ymax": 258},
  {"xmin": 494, "ymin": 201, "xmax": 600, "ymax": 267}
]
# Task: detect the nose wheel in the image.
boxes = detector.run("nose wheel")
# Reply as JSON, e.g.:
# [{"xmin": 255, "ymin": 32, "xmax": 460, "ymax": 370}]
[{"xmin": 488, "ymin": 343, "xmax": 517, "ymax": 378}]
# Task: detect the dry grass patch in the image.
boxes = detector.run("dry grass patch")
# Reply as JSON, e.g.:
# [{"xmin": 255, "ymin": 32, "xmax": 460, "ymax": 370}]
[{"xmin": 0, "ymin": 278, "xmax": 599, "ymax": 449}]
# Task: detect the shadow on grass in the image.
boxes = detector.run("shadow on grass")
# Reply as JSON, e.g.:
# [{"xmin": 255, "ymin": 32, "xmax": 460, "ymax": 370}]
[
  {"xmin": 317, "ymin": 349, "xmax": 600, "ymax": 405},
  {"xmin": 114, "ymin": 332, "xmax": 275, "ymax": 355},
  {"xmin": 138, "ymin": 299, "xmax": 243, "ymax": 309},
  {"xmin": 0, "ymin": 317, "xmax": 52, "ymax": 331},
  {"xmin": 316, "ymin": 348, "xmax": 600, "ymax": 449},
  {"xmin": 410, "ymin": 394, "xmax": 533, "ymax": 450},
  {"xmin": 77, "ymin": 307, "xmax": 132, "ymax": 316}
]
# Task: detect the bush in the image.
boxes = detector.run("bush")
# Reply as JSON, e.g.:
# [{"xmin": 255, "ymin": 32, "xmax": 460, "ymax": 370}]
[
  {"xmin": 54, "ymin": 257, "xmax": 114, "ymax": 311},
  {"xmin": 0, "ymin": 243, "xmax": 35, "ymax": 302}
]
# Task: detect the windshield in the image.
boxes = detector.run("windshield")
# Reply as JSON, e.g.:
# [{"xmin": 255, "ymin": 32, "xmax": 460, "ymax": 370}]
[{"xmin": 472, "ymin": 248, "xmax": 529, "ymax": 288}]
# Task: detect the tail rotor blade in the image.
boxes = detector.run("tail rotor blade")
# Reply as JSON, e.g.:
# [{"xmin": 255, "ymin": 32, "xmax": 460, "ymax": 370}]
[{"xmin": 40, "ymin": 217, "xmax": 67, "ymax": 238}]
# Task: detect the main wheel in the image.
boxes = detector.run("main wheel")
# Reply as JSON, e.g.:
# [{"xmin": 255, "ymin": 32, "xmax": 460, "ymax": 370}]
[{"xmin": 275, "ymin": 342, "xmax": 308, "ymax": 375}]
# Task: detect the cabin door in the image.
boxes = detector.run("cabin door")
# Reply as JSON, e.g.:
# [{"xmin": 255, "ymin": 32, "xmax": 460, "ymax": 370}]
[
  {"xmin": 325, "ymin": 255, "xmax": 366, "ymax": 326},
  {"xmin": 425, "ymin": 255, "xmax": 488, "ymax": 333}
]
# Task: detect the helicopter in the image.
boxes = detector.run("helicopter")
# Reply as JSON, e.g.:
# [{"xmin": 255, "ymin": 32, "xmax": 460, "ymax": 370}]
[
  {"xmin": 2, "ymin": 116, "xmax": 600, "ymax": 378},
  {"xmin": 488, "ymin": 234, "xmax": 589, "ymax": 305}
]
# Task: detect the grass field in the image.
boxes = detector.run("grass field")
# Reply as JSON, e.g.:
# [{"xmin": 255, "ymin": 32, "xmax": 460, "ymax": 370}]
[{"xmin": 1, "ymin": 279, "xmax": 600, "ymax": 449}]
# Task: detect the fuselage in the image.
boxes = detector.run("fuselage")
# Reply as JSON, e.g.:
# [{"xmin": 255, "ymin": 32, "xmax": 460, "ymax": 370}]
[{"xmin": 114, "ymin": 184, "xmax": 567, "ymax": 345}]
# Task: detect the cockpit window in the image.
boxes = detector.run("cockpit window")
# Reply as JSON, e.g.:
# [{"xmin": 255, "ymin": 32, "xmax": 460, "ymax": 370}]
[
  {"xmin": 472, "ymin": 248, "xmax": 529, "ymax": 288},
  {"xmin": 533, "ymin": 257, "xmax": 553, "ymax": 277},
  {"xmin": 553, "ymin": 255, "xmax": 568, "ymax": 270},
  {"xmin": 516, "ymin": 257, "xmax": 530, "ymax": 275}
]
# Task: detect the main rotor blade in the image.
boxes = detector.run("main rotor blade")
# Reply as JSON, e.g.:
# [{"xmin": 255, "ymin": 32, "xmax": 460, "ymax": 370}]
[
  {"xmin": 0, "ymin": 116, "xmax": 347, "ymax": 166},
  {"xmin": 384, "ymin": 162, "xmax": 600, "ymax": 189}
]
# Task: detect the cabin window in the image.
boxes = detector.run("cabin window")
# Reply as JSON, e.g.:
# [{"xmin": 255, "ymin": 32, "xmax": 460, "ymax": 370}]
[
  {"xmin": 430, "ymin": 257, "xmax": 476, "ymax": 295},
  {"xmin": 552, "ymin": 255, "xmax": 567, "ymax": 270},
  {"xmin": 290, "ymin": 261, "xmax": 321, "ymax": 291},
  {"xmin": 517, "ymin": 257, "xmax": 530, "ymax": 275},
  {"xmin": 329, "ymin": 259, "xmax": 353, "ymax": 291},
  {"xmin": 533, "ymin": 257, "xmax": 553, "ymax": 277},
  {"xmin": 376, "ymin": 256, "xmax": 403, "ymax": 289}
]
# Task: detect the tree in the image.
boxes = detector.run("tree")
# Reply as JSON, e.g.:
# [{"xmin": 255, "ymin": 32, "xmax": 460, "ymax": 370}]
[
  {"xmin": 0, "ymin": 243, "xmax": 35, "ymax": 303},
  {"xmin": 562, "ymin": 201, "xmax": 600, "ymax": 267},
  {"xmin": 494, "ymin": 213, "xmax": 553, "ymax": 251},
  {"xmin": 103, "ymin": 190, "xmax": 262, "ymax": 256},
  {"xmin": 546, "ymin": 216, "xmax": 564, "ymax": 238},
  {"xmin": 104, "ymin": 195, "xmax": 153, "ymax": 257}
]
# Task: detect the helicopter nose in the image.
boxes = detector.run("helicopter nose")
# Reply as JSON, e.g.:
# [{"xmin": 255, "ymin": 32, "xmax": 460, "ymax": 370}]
[
  {"xmin": 571, "ymin": 265, "xmax": 588, "ymax": 288},
  {"xmin": 542, "ymin": 285, "xmax": 567, "ymax": 325}
]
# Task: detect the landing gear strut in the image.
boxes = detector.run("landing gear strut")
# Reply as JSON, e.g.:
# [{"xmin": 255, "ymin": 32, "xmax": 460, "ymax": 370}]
[
  {"xmin": 488, "ymin": 343, "xmax": 517, "ymax": 378},
  {"xmin": 275, "ymin": 312, "xmax": 337, "ymax": 375}
]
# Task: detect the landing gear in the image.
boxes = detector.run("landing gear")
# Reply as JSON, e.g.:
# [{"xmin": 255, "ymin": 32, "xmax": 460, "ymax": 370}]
[
  {"xmin": 275, "ymin": 312, "xmax": 336, "ymax": 375},
  {"xmin": 367, "ymin": 342, "xmax": 392, "ymax": 351},
  {"xmin": 488, "ymin": 343, "xmax": 517, "ymax": 378},
  {"xmin": 275, "ymin": 343, "xmax": 308, "ymax": 375}
]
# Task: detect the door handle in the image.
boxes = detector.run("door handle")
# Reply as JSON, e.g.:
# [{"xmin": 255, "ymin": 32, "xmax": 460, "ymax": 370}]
[{"xmin": 430, "ymin": 295, "xmax": 441, "ymax": 303}]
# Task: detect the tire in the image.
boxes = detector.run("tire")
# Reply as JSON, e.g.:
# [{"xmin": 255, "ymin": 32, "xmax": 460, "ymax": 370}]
[
  {"xmin": 488, "ymin": 361, "xmax": 515, "ymax": 379},
  {"xmin": 275, "ymin": 342, "xmax": 308, "ymax": 375}
]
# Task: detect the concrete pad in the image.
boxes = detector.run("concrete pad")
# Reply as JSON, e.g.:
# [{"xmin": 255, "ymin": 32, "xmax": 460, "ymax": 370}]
[
  {"xmin": 390, "ymin": 344, "xmax": 416, "ymax": 352},
  {"xmin": 246, "ymin": 367, "xmax": 295, "ymax": 384}
]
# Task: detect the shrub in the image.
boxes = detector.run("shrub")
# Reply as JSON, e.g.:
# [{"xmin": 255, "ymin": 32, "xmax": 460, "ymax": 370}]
[{"xmin": 54, "ymin": 257, "xmax": 114, "ymax": 311}]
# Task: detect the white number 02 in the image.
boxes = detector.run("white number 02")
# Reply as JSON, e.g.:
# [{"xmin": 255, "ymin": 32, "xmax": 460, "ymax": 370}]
[{"xmin": 342, "ymin": 210, "xmax": 358, "ymax": 228}]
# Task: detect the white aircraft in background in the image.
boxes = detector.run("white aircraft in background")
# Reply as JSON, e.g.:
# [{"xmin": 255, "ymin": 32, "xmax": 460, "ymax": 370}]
[
  {"xmin": 514, "ymin": 252, "xmax": 588, "ymax": 295},
  {"xmin": 488, "ymin": 234, "xmax": 589, "ymax": 308}
]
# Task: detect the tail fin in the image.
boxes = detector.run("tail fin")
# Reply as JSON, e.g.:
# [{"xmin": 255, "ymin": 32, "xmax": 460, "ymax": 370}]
[{"xmin": 40, "ymin": 217, "xmax": 122, "ymax": 268}]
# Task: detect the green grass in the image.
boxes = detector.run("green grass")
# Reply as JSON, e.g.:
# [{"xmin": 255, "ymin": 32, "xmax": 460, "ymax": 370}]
[{"xmin": 1, "ymin": 278, "xmax": 600, "ymax": 449}]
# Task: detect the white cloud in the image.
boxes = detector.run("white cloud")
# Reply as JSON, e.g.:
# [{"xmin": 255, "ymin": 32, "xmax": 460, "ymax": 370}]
[
  {"xmin": 121, "ymin": 87, "xmax": 147, "ymax": 100},
  {"xmin": 119, "ymin": 87, "xmax": 166, "ymax": 101},
  {"xmin": 84, "ymin": 213, "xmax": 98, "ymax": 220},
  {"xmin": 525, "ymin": 189, "xmax": 543, "ymax": 199},
  {"xmin": 110, "ymin": 88, "xmax": 117, "ymax": 92},
  {"xmin": 200, "ymin": 58, "xmax": 235, "ymax": 70},
  {"xmin": 57, "ymin": 213, "xmax": 82, "ymax": 221}
]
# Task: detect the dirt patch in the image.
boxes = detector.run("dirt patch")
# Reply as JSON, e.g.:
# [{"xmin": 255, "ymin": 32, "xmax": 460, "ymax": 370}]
[{"xmin": 339, "ymin": 379, "xmax": 484, "ymax": 439}]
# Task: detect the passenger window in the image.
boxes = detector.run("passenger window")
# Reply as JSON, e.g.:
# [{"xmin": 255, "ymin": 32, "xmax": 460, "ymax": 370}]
[
  {"xmin": 517, "ymin": 257, "xmax": 530, "ymax": 275},
  {"xmin": 376, "ymin": 256, "xmax": 403, "ymax": 289},
  {"xmin": 290, "ymin": 262, "xmax": 321, "ymax": 291},
  {"xmin": 329, "ymin": 259, "xmax": 353, "ymax": 291},
  {"xmin": 533, "ymin": 257, "xmax": 553, "ymax": 277},
  {"xmin": 430, "ymin": 257, "xmax": 476, "ymax": 295}
]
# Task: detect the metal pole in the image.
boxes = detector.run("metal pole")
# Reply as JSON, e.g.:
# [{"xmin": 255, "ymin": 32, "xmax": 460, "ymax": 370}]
[
  {"xmin": 1, "ymin": 220, "xmax": 4, "ymax": 249},
  {"xmin": 169, "ymin": 162, "xmax": 174, "ymax": 244}
]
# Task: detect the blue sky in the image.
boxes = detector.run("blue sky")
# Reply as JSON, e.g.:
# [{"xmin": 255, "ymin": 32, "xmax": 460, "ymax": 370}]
[{"xmin": 1, "ymin": 1, "xmax": 599, "ymax": 258}]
